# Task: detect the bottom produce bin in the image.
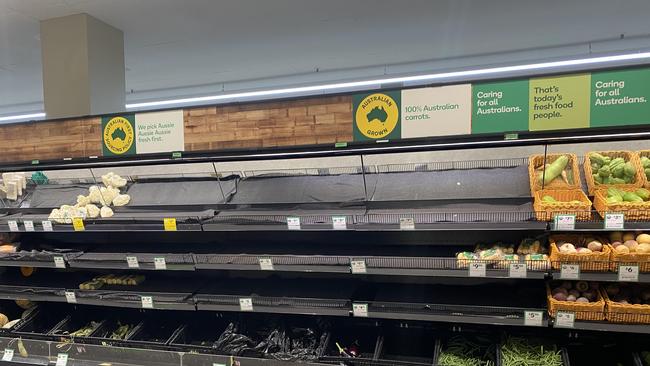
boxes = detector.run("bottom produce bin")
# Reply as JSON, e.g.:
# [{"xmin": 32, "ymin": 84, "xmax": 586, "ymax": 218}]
[{"xmin": 377, "ymin": 327, "xmax": 437, "ymax": 366}]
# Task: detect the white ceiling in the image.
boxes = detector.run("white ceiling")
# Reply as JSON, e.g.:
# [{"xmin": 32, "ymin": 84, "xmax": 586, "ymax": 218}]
[{"xmin": 2, "ymin": 0, "xmax": 650, "ymax": 112}]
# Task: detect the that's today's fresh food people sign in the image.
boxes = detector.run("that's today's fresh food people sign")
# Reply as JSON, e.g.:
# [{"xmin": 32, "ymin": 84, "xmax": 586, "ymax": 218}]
[{"xmin": 353, "ymin": 66, "xmax": 650, "ymax": 141}]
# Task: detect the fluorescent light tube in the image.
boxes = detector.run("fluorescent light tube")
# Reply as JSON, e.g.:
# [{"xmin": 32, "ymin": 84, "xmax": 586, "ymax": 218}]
[
  {"xmin": 126, "ymin": 51, "xmax": 650, "ymax": 109},
  {"xmin": 0, "ymin": 113, "xmax": 46, "ymax": 122}
]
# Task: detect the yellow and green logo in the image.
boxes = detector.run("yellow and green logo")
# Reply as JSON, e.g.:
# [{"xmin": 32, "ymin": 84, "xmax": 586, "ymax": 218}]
[
  {"xmin": 102, "ymin": 115, "xmax": 135, "ymax": 155},
  {"xmin": 353, "ymin": 91, "xmax": 401, "ymax": 140}
]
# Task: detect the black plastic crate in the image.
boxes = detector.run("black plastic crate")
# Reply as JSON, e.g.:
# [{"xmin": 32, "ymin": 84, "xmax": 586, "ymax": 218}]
[
  {"xmin": 12, "ymin": 308, "xmax": 67, "ymax": 340},
  {"xmin": 48, "ymin": 313, "xmax": 105, "ymax": 343},
  {"xmin": 168, "ymin": 313, "xmax": 235, "ymax": 353},
  {"xmin": 376, "ymin": 327, "xmax": 437, "ymax": 366},
  {"xmin": 320, "ymin": 324, "xmax": 380, "ymax": 365},
  {"xmin": 85, "ymin": 311, "xmax": 143, "ymax": 347},
  {"xmin": 126, "ymin": 316, "xmax": 183, "ymax": 349}
]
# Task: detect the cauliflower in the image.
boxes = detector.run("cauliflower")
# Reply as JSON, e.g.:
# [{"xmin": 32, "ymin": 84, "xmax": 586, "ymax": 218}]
[
  {"xmin": 48, "ymin": 209, "xmax": 64, "ymax": 224},
  {"xmin": 86, "ymin": 204, "xmax": 100, "ymax": 219},
  {"xmin": 113, "ymin": 194, "xmax": 130, "ymax": 207},
  {"xmin": 88, "ymin": 186, "xmax": 102, "ymax": 204},
  {"xmin": 76, "ymin": 195, "xmax": 90, "ymax": 207},
  {"xmin": 100, "ymin": 206, "xmax": 114, "ymax": 218},
  {"xmin": 99, "ymin": 186, "xmax": 120, "ymax": 206},
  {"xmin": 102, "ymin": 172, "xmax": 127, "ymax": 188}
]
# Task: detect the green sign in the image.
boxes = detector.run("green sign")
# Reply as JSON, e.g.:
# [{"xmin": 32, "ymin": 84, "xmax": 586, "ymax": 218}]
[
  {"xmin": 353, "ymin": 91, "xmax": 401, "ymax": 141},
  {"xmin": 529, "ymin": 74, "xmax": 591, "ymax": 131},
  {"xmin": 472, "ymin": 80, "xmax": 529, "ymax": 134},
  {"xmin": 101, "ymin": 114, "xmax": 136, "ymax": 156},
  {"xmin": 590, "ymin": 68, "xmax": 650, "ymax": 127}
]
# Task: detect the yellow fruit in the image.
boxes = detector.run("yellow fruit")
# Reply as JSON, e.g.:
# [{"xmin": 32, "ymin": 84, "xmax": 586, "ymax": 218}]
[
  {"xmin": 615, "ymin": 245, "xmax": 630, "ymax": 254},
  {"xmin": 15, "ymin": 299, "xmax": 33, "ymax": 310},
  {"xmin": 637, "ymin": 243, "xmax": 650, "ymax": 254},
  {"xmin": 637, "ymin": 234, "xmax": 650, "ymax": 244},
  {"xmin": 0, "ymin": 314, "xmax": 8, "ymax": 327}
]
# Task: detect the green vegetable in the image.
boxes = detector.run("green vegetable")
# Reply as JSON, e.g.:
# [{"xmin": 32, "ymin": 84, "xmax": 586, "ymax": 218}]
[
  {"xmin": 593, "ymin": 174, "xmax": 603, "ymax": 184},
  {"xmin": 439, "ymin": 336, "xmax": 495, "ymax": 366},
  {"xmin": 624, "ymin": 161, "xmax": 636, "ymax": 178},
  {"xmin": 612, "ymin": 164, "xmax": 625, "ymax": 178},
  {"xmin": 609, "ymin": 177, "xmax": 626, "ymax": 184},
  {"xmin": 589, "ymin": 153, "xmax": 609, "ymax": 166},
  {"xmin": 598, "ymin": 165, "xmax": 611, "ymax": 178},
  {"xmin": 542, "ymin": 195, "xmax": 557, "ymax": 203},
  {"xmin": 501, "ymin": 337, "xmax": 563, "ymax": 366},
  {"xmin": 645, "ymin": 167, "xmax": 650, "ymax": 179},
  {"xmin": 538, "ymin": 155, "xmax": 569, "ymax": 185},
  {"xmin": 607, "ymin": 196, "xmax": 623, "ymax": 204},
  {"xmin": 641, "ymin": 156, "xmax": 650, "ymax": 168},
  {"xmin": 636, "ymin": 188, "xmax": 650, "ymax": 201},
  {"xmin": 623, "ymin": 192, "xmax": 644, "ymax": 202}
]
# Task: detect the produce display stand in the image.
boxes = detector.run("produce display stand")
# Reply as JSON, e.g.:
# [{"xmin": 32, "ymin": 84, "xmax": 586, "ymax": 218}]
[{"xmin": 0, "ymin": 126, "xmax": 650, "ymax": 365}]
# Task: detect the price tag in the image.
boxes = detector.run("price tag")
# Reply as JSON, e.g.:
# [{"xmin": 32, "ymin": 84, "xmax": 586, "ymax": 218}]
[
  {"xmin": 213, "ymin": 364, "xmax": 226, "ymax": 366},
  {"xmin": 56, "ymin": 353, "xmax": 68, "ymax": 366},
  {"xmin": 141, "ymin": 296, "xmax": 154, "ymax": 309},
  {"xmin": 53, "ymin": 256, "xmax": 66, "ymax": 269},
  {"xmin": 42, "ymin": 220, "xmax": 53, "ymax": 232},
  {"xmin": 350, "ymin": 260, "xmax": 367, "ymax": 274},
  {"xmin": 7, "ymin": 220, "xmax": 19, "ymax": 232},
  {"xmin": 399, "ymin": 217, "xmax": 415, "ymax": 230},
  {"xmin": 553, "ymin": 214, "xmax": 575, "ymax": 230},
  {"xmin": 618, "ymin": 265, "xmax": 639, "ymax": 282},
  {"xmin": 468, "ymin": 262, "xmax": 486, "ymax": 277},
  {"xmin": 560, "ymin": 264, "xmax": 580, "ymax": 280},
  {"xmin": 163, "ymin": 218, "xmax": 177, "ymax": 231},
  {"xmin": 258, "ymin": 258, "xmax": 274, "ymax": 271},
  {"xmin": 2, "ymin": 349, "xmax": 14, "ymax": 361},
  {"xmin": 604, "ymin": 213, "xmax": 624, "ymax": 229},
  {"xmin": 332, "ymin": 216, "xmax": 347, "ymax": 230},
  {"xmin": 126, "ymin": 256, "xmax": 140, "ymax": 268},
  {"xmin": 65, "ymin": 291, "xmax": 77, "ymax": 304},
  {"xmin": 524, "ymin": 311, "xmax": 544, "ymax": 327},
  {"xmin": 352, "ymin": 303, "xmax": 368, "ymax": 317},
  {"xmin": 239, "ymin": 298, "xmax": 253, "ymax": 311},
  {"xmin": 287, "ymin": 217, "xmax": 301, "ymax": 230},
  {"xmin": 509, "ymin": 263, "xmax": 527, "ymax": 278},
  {"xmin": 72, "ymin": 217, "xmax": 85, "ymax": 231},
  {"xmin": 555, "ymin": 311, "xmax": 575, "ymax": 328},
  {"xmin": 154, "ymin": 257, "xmax": 167, "ymax": 270},
  {"xmin": 24, "ymin": 220, "xmax": 35, "ymax": 232}
]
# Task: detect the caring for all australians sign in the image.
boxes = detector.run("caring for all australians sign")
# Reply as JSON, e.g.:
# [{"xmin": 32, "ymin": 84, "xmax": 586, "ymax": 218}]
[
  {"xmin": 102, "ymin": 110, "xmax": 185, "ymax": 156},
  {"xmin": 354, "ymin": 66, "xmax": 650, "ymax": 141}
]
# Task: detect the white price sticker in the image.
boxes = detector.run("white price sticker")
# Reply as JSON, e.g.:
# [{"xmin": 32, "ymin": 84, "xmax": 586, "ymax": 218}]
[
  {"xmin": 154, "ymin": 257, "xmax": 167, "ymax": 270},
  {"xmin": 352, "ymin": 303, "xmax": 368, "ymax": 317},
  {"xmin": 64, "ymin": 291, "xmax": 77, "ymax": 304},
  {"xmin": 468, "ymin": 262, "xmax": 486, "ymax": 277},
  {"xmin": 53, "ymin": 256, "xmax": 66, "ymax": 269},
  {"xmin": 56, "ymin": 353, "xmax": 68, "ymax": 366},
  {"xmin": 42, "ymin": 220, "xmax": 53, "ymax": 231},
  {"xmin": 618, "ymin": 265, "xmax": 639, "ymax": 282},
  {"xmin": 560, "ymin": 264, "xmax": 580, "ymax": 280},
  {"xmin": 2, "ymin": 349, "xmax": 13, "ymax": 361},
  {"xmin": 213, "ymin": 364, "xmax": 226, "ymax": 366},
  {"xmin": 524, "ymin": 311, "xmax": 544, "ymax": 327},
  {"xmin": 604, "ymin": 213, "xmax": 625, "ymax": 229},
  {"xmin": 239, "ymin": 297, "xmax": 253, "ymax": 311},
  {"xmin": 554, "ymin": 214, "xmax": 576, "ymax": 230},
  {"xmin": 332, "ymin": 216, "xmax": 347, "ymax": 230},
  {"xmin": 258, "ymin": 258, "xmax": 274, "ymax": 271},
  {"xmin": 399, "ymin": 217, "xmax": 415, "ymax": 230},
  {"xmin": 7, "ymin": 220, "xmax": 19, "ymax": 232},
  {"xmin": 287, "ymin": 217, "xmax": 301, "ymax": 230},
  {"xmin": 141, "ymin": 296, "xmax": 154, "ymax": 309},
  {"xmin": 555, "ymin": 311, "xmax": 575, "ymax": 328},
  {"xmin": 509, "ymin": 263, "xmax": 527, "ymax": 278},
  {"xmin": 350, "ymin": 260, "xmax": 367, "ymax": 274},
  {"xmin": 126, "ymin": 256, "xmax": 140, "ymax": 268},
  {"xmin": 24, "ymin": 220, "xmax": 35, "ymax": 232}
]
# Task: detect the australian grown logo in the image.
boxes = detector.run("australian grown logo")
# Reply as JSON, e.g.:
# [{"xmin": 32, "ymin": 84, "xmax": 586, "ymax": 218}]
[{"xmin": 355, "ymin": 93, "xmax": 399, "ymax": 139}]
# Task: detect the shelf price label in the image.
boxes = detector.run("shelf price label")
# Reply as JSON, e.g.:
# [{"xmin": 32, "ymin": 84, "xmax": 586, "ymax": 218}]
[
  {"xmin": 560, "ymin": 264, "xmax": 580, "ymax": 280},
  {"xmin": 618, "ymin": 265, "xmax": 639, "ymax": 282},
  {"xmin": 56, "ymin": 353, "xmax": 68, "ymax": 366},
  {"xmin": 258, "ymin": 257, "xmax": 274, "ymax": 271},
  {"xmin": 141, "ymin": 296, "xmax": 154, "ymax": 309},
  {"xmin": 126, "ymin": 256, "xmax": 140, "ymax": 269},
  {"xmin": 352, "ymin": 303, "xmax": 368, "ymax": 317},
  {"xmin": 468, "ymin": 262, "xmax": 486, "ymax": 277},
  {"xmin": 163, "ymin": 218, "xmax": 177, "ymax": 231},
  {"xmin": 399, "ymin": 218, "xmax": 415, "ymax": 230},
  {"xmin": 555, "ymin": 311, "xmax": 575, "ymax": 328},
  {"xmin": 24, "ymin": 220, "xmax": 35, "ymax": 232},
  {"xmin": 553, "ymin": 214, "xmax": 575, "ymax": 230},
  {"xmin": 524, "ymin": 311, "xmax": 544, "ymax": 327},
  {"xmin": 53, "ymin": 256, "xmax": 66, "ymax": 269},
  {"xmin": 332, "ymin": 216, "xmax": 347, "ymax": 230},
  {"xmin": 42, "ymin": 220, "xmax": 53, "ymax": 232},
  {"xmin": 350, "ymin": 260, "xmax": 367, "ymax": 274},
  {"xmin": 239, "ymin": 297, "xmax": 254, "ymax": 311},
  {"xmin": 72, "ymin": 217, "xmax": 85, "ymax": 231},
  {"xmin": 154, "ymin": 257, "xmax": 167, "ymax": 270},
  {"xmin": 287, "ymin": 217, "xmax": 301, "ymax": 230},
  {"xmin": 604, "ymin": 213, "xmax": 624, "ymax": 229},
  {"xmin": 65, "ymin": 291, "xmax": 77, "ymax": 304},
  {"xmin": 509, "ymin": 263, "xmax": 527, "ymax": 278},
  {"xmin": 7, "ymin": 220, "xmax": 19, "ymax": 232},
  {"xmin": 2, "ymin": 349, "xmax": 13, "ymax": 361}
]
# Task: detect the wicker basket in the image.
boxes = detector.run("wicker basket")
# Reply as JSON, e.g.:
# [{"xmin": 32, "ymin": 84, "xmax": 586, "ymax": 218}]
[
  {"xmin": 549, "ymin": 235, "xmax": 611, "ymax": 271},
  {"xmin": 583, "ymin": 151, "xmax": 643, "ymax": 195},
  {"xmin": 636, "ymin": 150, "xmax": 650, "ymax": 189},
  {"xmin": 546, "ymin": 283, "xmax": 605, "ymax": 321},
  {"xmin": 607, "ymin": 244, "xmax": 650, "ymax": 272},
  {"xmin": 602, "ymin": 287, "xmax": 650, "ymax": 324},
  {"xmin": 528, "ymin": 154, "xmax": 581, "ymax": 195},
  {"xmin": 533, "ymin": 189, "xmax": 592, "ymax": 221},
  {"xmin": 593, "ymin": 187, "xmax": 650, "ymax": 221}
]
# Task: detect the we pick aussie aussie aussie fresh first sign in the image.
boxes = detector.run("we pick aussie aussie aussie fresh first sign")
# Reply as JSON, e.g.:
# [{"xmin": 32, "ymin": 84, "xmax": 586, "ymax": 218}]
[
  {"xmin": 102, "ymin": 110, "xmax": 185, "ymax": 156},
  {"xmin": 353, "ymin": 67, "xmax": 650, "ymax": 141}
]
